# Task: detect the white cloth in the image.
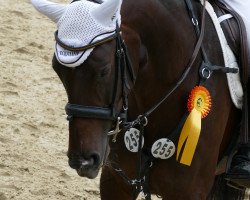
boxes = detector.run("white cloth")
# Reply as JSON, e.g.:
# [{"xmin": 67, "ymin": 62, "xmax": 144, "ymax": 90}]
[
  {"xmin": 202, "ymin": 0, "xmax": 243, "ymax": 108},
  {"xmin": 55, "ymin": 0, "xmax": 120, "ymax": 67},
  {"xmin": 220, "ymin": 0, "xmax": 250, "ymax": 61}
]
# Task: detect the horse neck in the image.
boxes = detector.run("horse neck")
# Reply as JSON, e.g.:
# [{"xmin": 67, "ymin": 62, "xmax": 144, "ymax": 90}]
[{"xmin": 122, "ymin": 0, "xmax": 199, "ymax": 119}]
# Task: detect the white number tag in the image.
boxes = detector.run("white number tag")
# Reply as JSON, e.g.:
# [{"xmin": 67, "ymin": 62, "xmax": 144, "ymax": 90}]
[
  {"xmin": 124, "ymin": 128, "xmax": 144, "ymax": 152},
  {"xmin": 151, "ymin": 138, "xmax": 175, "ymax": 159}
]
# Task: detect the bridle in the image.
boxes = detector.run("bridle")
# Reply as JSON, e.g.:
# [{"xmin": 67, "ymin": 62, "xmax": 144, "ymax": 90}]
[
  {"xmin": 55, "ymin": 2, "xmax": 206, "ymax": 134},
  {"xmin": 54, "ymin": 2, "xmax": 208, "ymax": 198},
  {"xmin": 55, "ymin": 25, "xmax": 135, "ymax": 135},
  {"xmin": 55, "ymin": 0, "xmax": 240, "ymax": 199},
  {"xmin": 57, "ymin": 0, "xmax": 209, "ymax": 135}
]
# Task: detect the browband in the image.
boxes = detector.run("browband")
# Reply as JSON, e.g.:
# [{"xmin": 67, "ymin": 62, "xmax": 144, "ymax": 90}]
[{"xmin": 54, "ymin": 31, "xmax": 119, "ymax": 52}]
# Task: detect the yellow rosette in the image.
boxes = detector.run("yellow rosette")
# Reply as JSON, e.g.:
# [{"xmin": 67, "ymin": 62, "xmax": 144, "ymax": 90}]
[{"xmin": 176, "ymin": 86, "xmax": 211, "ymax": 166}]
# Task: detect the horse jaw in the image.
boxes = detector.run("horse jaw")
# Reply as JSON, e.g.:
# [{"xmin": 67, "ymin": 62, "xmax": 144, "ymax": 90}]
[
  {"xmin": 91, "ymin": 0, "xmax": 122, "ymax": 27},
  {"xmin": 31, "ymin": 0, "xmax": 67, "ymax": 23}
]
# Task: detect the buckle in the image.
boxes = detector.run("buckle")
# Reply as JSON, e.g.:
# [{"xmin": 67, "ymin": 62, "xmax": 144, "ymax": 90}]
[
  {"xmin": 138, "ymin": 115, "xmax": 148, "ymax": 126},
  {"xmin": 107, "ymin": 117, "xmax": 122, "ymax": 142},
  {"xmin": 199, "ymin": 62, "xmax": 212, "ymax": 80}
]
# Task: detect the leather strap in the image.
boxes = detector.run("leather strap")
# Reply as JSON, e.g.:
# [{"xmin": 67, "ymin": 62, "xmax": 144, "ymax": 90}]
[
  {"xmin": 143, "ymin": 0, "xmax": 207, "ymax": 118},
  {"xmin": 54, "ymin": 31, "xmax": 119, "ymax": 52},
  {"xmin": 71, "ymin": 0, "xmax": 103, "ymax": 4},
  {"xmin": 65, "ymin": 103, "xmax": 117, "ymax": 120}
]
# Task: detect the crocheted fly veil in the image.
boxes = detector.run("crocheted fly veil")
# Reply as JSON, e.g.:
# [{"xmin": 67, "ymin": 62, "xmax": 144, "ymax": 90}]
[{"xmin": 31, "ymin": 0, "xmax": 122, "ymax": 67}]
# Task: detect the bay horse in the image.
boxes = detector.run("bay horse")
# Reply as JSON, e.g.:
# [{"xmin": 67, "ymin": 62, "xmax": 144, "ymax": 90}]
[{"xmin": 32, "ymin": 0, "xmax": 248, "ymax": 199}]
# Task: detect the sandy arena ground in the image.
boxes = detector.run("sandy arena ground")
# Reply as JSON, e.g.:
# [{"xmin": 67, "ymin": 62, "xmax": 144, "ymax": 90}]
[{"xmin": 0, "ymin": 0, "xmax": 101, "ymax": 199}]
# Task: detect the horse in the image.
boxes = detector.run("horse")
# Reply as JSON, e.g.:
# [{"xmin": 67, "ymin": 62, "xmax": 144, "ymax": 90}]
[{"xmin": 32, "ymin": 0, "xmax": 248, "ymax": 199}]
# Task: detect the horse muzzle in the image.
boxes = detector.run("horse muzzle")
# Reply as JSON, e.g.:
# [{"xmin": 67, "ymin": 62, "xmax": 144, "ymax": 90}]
[{"xmin": 68, "ymin": 153, "xmax": 101, "ymax": 179}]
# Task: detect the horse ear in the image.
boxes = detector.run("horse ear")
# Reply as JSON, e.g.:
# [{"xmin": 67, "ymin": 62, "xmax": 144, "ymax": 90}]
[
  {"xmin": 31, "ymin": 0, "xmax": 67, "ymax": 23},
  {"xmin": 91, "ymin": 0, "xmax": 122, "ymax": 26}
]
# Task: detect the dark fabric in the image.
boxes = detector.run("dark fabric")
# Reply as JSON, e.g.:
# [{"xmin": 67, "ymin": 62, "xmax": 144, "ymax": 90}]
[{"xmin": 226, "ymin": 144, "xmax": 250, "ymax": 188}]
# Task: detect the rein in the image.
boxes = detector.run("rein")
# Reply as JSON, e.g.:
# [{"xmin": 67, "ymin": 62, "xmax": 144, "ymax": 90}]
[
  {"xmin": 111, "ymin": 2, "xmax": 209, "ymax": 199},
  {"xmin": 57, "ymin": 0, "xmax": 239, "ymax": 199},
  {"xmin": 122, "ymin": 0, "xmax": 239, "ymax": 199},
  {"xmin": 58, "ymin": 0, "xmax": 208, "ymax": 199},
  {"xmin": 124, "ymin": 0, "xmax": 207, "ymax": 129},
  {"xmin": 128, "ymin": 0, "xmax": 237, "ymax": 127}
]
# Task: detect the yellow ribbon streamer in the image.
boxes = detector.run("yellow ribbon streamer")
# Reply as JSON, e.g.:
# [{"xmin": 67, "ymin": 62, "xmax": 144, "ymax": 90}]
[{"xmin": 176, "ymin": 108, "xmax": 201, "ymax": 166}]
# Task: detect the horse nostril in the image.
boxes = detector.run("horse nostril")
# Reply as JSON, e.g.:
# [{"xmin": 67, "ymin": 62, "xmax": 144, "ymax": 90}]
[
  {"xmin": 91, "ymin": 153, "xmax": 101, "ymax": 167},
  {"xmin": 80, "ymin": 157, "xmax": 94, "ymax": 167},
  {"xmin": 81, "ymin": 153, "xmax": 100, "ymax": 168},
  {"xmin": 68, "ymin": 153, "xmax": 101, "ymax": 170}
]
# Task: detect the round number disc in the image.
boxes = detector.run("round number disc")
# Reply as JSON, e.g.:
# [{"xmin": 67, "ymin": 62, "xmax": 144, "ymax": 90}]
[
  {"xmin": 151, "ymin": 138, "xmax": 175, "ymax": 159},
  {"xmin": 124, "ymin": 128, "xmax": 144, "ymax": 153}
]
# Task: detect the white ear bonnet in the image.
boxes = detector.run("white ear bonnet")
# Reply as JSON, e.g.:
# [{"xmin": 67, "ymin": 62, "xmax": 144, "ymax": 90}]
[{"xmin": 31, "ymin": 0, "xmax": 122, "ymax": 67}]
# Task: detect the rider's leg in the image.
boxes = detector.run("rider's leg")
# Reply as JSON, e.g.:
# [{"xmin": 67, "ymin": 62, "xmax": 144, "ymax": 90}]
[
  {"xmin": 226, "ymin": 81, "xmax": 250, "ymax": 188},
  {"xmin": 221, "ymin": 0, "xmax": 250, "ymax": 189}
]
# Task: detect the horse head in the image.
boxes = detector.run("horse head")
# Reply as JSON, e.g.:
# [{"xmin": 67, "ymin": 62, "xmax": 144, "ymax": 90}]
[{"xmin": 32, "ymin": 0, "xmax": 128, "ymax": 179}]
